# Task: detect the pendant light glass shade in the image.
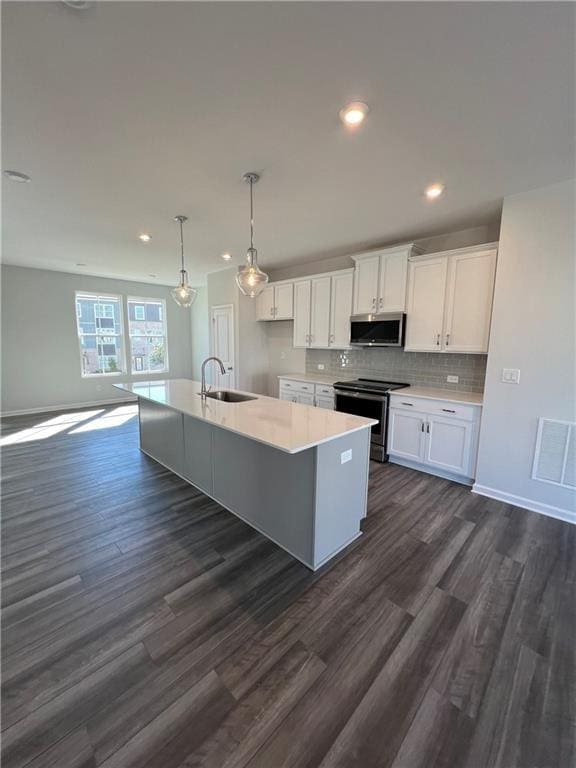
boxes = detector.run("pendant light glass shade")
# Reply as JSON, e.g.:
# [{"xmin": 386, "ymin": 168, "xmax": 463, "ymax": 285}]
[
  {"xmin": 171, "ymin": 215, "xmax": 197, "ymax": 307},
  {"xmin": 236, "ymin": 173, "xmax": 269, "ymax": 298}
]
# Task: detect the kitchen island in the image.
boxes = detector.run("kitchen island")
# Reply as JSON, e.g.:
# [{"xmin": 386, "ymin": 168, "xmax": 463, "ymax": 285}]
[{"xmin": 114, "ymin": 379, "xmax": 376, "ymax": 570}]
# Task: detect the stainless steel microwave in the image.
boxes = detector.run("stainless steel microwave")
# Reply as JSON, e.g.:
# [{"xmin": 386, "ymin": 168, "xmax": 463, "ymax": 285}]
[{"xmin": 349, "ymin": 312, "xmax": 405, "ymax": 347}]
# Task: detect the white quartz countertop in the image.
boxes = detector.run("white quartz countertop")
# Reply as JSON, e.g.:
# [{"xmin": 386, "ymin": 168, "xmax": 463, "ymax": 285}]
[
  {"xmin": 278, "ymin": 373, "xmax": 351, "ymax": 386},
  {"xmin": 392, "ymin": 386, "xmax": 483, "ymax": 406},
  {"xmin": 114, "ymin": 379, "xmax": 376, "ymax": 454}
]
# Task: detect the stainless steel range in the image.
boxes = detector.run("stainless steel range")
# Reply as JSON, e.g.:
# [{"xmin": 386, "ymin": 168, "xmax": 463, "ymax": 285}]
[{"xmin": 333, "ymin": 378, "xmax": 409, "ymax": 462}]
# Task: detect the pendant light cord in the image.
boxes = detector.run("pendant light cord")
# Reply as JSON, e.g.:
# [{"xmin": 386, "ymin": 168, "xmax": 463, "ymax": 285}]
[
  {"xmin": 249, "ymin": 177, "xmax": 254, "ymax": 251},
  {"xmin": 179, "ymin": 219, "xmax": 185, "ymax": 273}
]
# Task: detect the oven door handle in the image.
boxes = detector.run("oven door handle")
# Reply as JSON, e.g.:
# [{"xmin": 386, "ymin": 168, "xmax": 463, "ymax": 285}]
[{"xmin": 335, "ymin": 390, "xmax": 387, "ymax": 403}]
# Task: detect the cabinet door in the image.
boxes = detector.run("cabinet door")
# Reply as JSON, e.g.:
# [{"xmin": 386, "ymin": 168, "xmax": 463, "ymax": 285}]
[
  {"xmin": 256, "ymin": 285, "xmax": 275, "ymax": 321},
  {"xmin": 274, "ymin": 283, "xmax": 294, "ymax": 320},
  {"xmin": 329, "ymin": 272, "xmax": 353, "ymax": 348},
  {"xmin": 425, "ymin": 415, "xmax": 474, "ymax": 476},
  {"xmin": 379, "ymin": 251, "xmax": 408, "ymax": 313},
  {"xmin": 353, "ymin": 255, "xmax": 380, "ymax": 314},
  {"xmin": 293, "ymin": 280, "xmax": 311, "ymax": 348},
  {"xmin": 315, "ymin": 395, "xmax": 334, "ymax": 410},
  {"xmin": 296, "ymin": 392, "xmax": 315, "ymax": 406},
  {"xmin": 388, "ymin": 408, "xmax": 426, "ymax": 461},
  {"xmin": 309, "ymin": 276, "xmax": 331, "ymax": 348},
  {"xmin": 404, "ymin": 257, "xmax": 448, "ymax": 352},
  {"xmin": 443, "ymin": 249, "xmax": 497, "ymax": 353}
]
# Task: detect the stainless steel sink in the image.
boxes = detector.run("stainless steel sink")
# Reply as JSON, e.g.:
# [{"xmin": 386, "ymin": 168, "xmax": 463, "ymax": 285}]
[{"xmin": 199, "ymin": 391, "xmax": 257, "ymax": 403}]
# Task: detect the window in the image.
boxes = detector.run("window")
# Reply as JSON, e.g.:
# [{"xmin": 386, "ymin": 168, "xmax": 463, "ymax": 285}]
[
  {"xmin": 75, "ymin": 293, "xmax": 125, "ymax": 376},
  {"xmin": 127, "ymin": 297, "xmax": 168, "ymax": 374}
]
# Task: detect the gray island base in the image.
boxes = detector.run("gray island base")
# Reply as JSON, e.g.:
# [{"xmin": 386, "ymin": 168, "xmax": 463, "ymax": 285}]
[{"xmin": 116, "ymin": 380, "xmax": 375, "ymax": 570}]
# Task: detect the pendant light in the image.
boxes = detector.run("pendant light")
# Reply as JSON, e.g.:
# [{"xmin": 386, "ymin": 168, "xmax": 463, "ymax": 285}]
[
  {"xmin": 236, "ymin": 172, "xmax": 269, "ymax": 298},
  {"xmin": 171, "ymin": 215, "xmax": 197, "ymax": 307}
]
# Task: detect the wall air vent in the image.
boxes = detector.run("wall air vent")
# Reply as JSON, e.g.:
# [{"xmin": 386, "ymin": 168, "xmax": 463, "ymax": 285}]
[{"xmin": 532, "ymin": 418, "xmax": 575, "ymax": 488}]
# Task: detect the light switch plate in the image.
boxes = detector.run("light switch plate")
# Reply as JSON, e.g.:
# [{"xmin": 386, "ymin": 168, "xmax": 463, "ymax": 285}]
[
  {"xmin": 447, "ymin": 375, "xmax": 459, "ymax": 384},
  {"xmin": 341, "ymin": 449, "xmax": 352, "ymax": 464},
  {"xmin": 317, "ymin": 363, "xmax": 325, "ymax": 370},
  {"xmin": 502, "ymin": 368, "xmax": 521, "ymax": 384}
]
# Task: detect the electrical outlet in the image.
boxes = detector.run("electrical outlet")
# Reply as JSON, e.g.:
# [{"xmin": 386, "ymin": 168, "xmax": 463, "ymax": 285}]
[
  {"xmin": 447, "ymin": 375, "xmax": 459, "ymax": 384},
  {"xmin": 341, "ymin": 449, "xmax": 352, "ymax": 464},
  {"xmin": 317, "ymin": 363, "xmax": 325, "ymax": 371},
  {"xmin": 502, "ymin": 368, "xmax": 521, "ymax": 384},
  {"xmin": 280, "ymin": 351, "xmax": 286, "ymax": 360}
]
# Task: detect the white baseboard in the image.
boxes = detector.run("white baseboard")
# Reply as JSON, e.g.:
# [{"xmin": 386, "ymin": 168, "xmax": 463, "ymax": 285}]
[
  {"xmin": 1, "ymin": 397, "xmax": 137, "ymax": 418},
  {"xmin": 472, "ymin": 484, "xmax": 576, "ymax": 525}
]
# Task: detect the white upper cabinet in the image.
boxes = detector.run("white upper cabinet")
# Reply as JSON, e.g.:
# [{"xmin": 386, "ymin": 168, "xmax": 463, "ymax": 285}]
[
  {"xmin": 443, "ymin": 248, "xmax": 497, "ymax": 353},
  {"xmin": 405, "ymin": 257, "xmax": 449, "ymax": 351},
  {"xmin": 405, "ymin": 244, "xmax": 497, "ymax": 354},
  {"xmin": 352, "ymin": 244, "xmax": 421, "ymax": 315},
  {"xmin": 256, "ymin": 285, "xmax": 275, "ymax": 321},
  {"xmin": 293, "ymin": 269, "xmax": 354, "ymax": 349},
  {"xmin": 352, "ymin": 254, "xmax": 380, "ymax": 314},
  {"xmin": 274, "ymin": 282, "xmax": 294, "ymax": 320},
  {"xmin": 293, "ymin": 280, "xmax": 312, "ymax": 347},
  {"xmin": 330, "ymin": 272, "xmax": 354, "ymax": 348},
  {"xmin": 256, "ymin": 282, "xmax": 294, "ymax": 321},
  {"xmin": 310, "ymin": 277, "xmax": 331, "ymax": 348}
]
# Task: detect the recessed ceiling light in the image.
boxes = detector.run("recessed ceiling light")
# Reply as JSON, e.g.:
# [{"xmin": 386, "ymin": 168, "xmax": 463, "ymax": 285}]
[
  {"xmin": 62, "ymin": 1, "xmax": 90, "ymax": 9},
  {"xmin": 138, "ymin": 233, "xmax": 152, "ymax": 243},
  {"xmin": 425, "ymin": 183, "xmax": 445, "ymax": 200},
  {"xmin": 221, "ymin": 253, "xmax": 232, "ymax": 261},
  {"xmin": 339, "ymin": 102, "xmax": 369, "ymax": 128},
  {"xmin": 4, "ymin": 170, "xmax": 31, "ymax": 183}
]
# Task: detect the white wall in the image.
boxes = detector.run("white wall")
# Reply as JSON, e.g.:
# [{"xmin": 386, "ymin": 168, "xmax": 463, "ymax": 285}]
[
  {"xmin": 475, "ymin": 179, "xmax": 576, "ymax": 520},
  {"xmin": 190, "ymin": 286, "xmax": 209, "ymax": 379},
  {"xmin": 1, "ymin": 265, "xmax": 193, "ymax": 414}
]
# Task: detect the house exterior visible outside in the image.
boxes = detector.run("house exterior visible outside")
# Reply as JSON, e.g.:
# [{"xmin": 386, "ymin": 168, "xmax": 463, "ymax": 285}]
[{"xmin": 75, "ymin": 294, "xmax": 167, "ymax": 375}]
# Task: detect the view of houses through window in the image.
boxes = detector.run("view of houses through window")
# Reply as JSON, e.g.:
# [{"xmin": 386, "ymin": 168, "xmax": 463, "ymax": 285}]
[
  {"xmin": 127, "ymin": 298, "xmax": 168, "ymax": 374},
  {"xmin": 75, "ymin": 293, "xmax": 168, "ymax": 376}
]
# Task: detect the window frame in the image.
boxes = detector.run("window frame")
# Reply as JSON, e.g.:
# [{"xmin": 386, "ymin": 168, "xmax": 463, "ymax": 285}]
[
  {"xmin": 75, "ymin": 291, "xmax": 127, "ymax": 378},
  {"xmin": 127, "ymin": 296, "xmax": 169, "ymax": 376}
]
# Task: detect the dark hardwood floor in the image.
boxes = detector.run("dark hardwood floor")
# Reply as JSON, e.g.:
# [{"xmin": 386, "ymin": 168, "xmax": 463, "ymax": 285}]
[{"xmin": 1, "ymin": 404, "xmax": 574, "ymax": 768}]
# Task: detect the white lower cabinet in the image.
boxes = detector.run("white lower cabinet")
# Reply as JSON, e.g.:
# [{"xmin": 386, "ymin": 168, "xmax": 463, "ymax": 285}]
[
  {"xmin": 278, "ymin": 378, "xmax": 335, "ymax": 409},
  {"xmin": 388, "ymin": 394, "xmax": 481, "ymax": 482}
]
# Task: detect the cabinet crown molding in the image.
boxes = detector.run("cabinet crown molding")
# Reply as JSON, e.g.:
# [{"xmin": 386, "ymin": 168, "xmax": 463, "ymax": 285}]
[{"xmin": 351, "ymin": 242, "xmax": 424, "ymax": 263}]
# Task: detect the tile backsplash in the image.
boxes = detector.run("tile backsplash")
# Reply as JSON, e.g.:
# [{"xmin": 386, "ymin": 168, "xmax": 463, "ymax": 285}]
[{"xmin": 306, "ymin": 348, "xmax": 486, "ymax": 392}]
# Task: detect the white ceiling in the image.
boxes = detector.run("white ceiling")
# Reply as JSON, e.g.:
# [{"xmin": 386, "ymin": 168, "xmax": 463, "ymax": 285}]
[{"xmin": 3, "ymin": 1, "xmax": 574, "ymax": 286}]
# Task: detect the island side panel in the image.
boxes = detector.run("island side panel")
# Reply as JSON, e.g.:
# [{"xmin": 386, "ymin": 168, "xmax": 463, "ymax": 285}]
[
  {"xmin": 139, "ymin": 398, "xmax": 185, "ymax": 476},
  {"xmin": 182, "ymin": 414, "xmax": 214, "ymax": 496},
  {"xmin": 312, "ymin": 426, "xmax": 371, "ymax": 569},
  {"xmin": 211, "ymin": 428, "xmax": 316, "ymax": 568}
]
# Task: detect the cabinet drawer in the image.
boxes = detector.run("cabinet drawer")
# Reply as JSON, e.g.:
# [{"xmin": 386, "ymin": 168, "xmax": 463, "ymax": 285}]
[
  {"xmin": 278, "ymin": 379, "xmax": 314, "ymax": 394},
  {"xmin": 315, "ymin": 384, "xmax": 334, "ymax": 396},
  {"xmin": 389, "ymin": 395, "xmax": 478, "ymax": 422}
]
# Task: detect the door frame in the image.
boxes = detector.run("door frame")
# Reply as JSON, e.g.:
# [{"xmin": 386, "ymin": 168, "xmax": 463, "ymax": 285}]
[{"xmin": 210, "ymin": 303, "xmax": 236, "ymax": 389}]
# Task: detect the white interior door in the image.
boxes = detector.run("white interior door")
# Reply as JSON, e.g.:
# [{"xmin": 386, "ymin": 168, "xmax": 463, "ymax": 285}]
[
  {"xmin": 353, "ymin": 255, "xmax": 380, "ymax": 314},
  {"xmin": 443, "ymin": 249, "xmax": 497, "ymax": 353},
  {"xmin": 404, "ymin": 257, "xmax": 448, "ymax": 352},
  {"xmin": 330, "ymin": 272, "xmax": 353, "ymax": 348},
  {"xmin": 310, "ymin": 276, "xmax": 331, "ymax": 348},
  {"xmin": 210, "ymin": 304, "xmax": 236, "ymax": 389},
  {"xmin": 293, "ymin": 280, "xmax": 312, "ymax": 347}
]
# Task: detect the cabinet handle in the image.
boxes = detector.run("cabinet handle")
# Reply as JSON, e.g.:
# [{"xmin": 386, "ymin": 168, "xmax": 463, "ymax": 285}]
[
  {"xmin": 421, "ymin": 421, "xmax": 425, "ymax": 432},
  {"xmin": 446, "ymin": 333, "xmax": 450, "ymax": 346},
  {"xmin": 426, "ymin": 423, "xmax": 430, "ymax": 433},
  {"xmin": 329, "ymin": 334, "xmax": 335, "ymax": 344},
  {"xmin": 436, "ymin": 333, "xmax": 440, "ymax": 346},
  {"xmin": 378, "ymin": 297, "xmax": 383, "ymax": 307},
  {"xmin": 270, "ymin": 307, "xmax": 274, "ymax": 316},
  {"xmin": 372, "ymin": 297, "xmax": 377, "ymax": 308},
  {"xmin": 310, "ymin": 334, "xmax": 314, "ymax": 344},
  {"xmin": 401, "ymin": 402, "xmax": 413, "ymax": 406},
  {"xmin": 441, "ymin": 408, "xmax": 456, "ymax": 413}
]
